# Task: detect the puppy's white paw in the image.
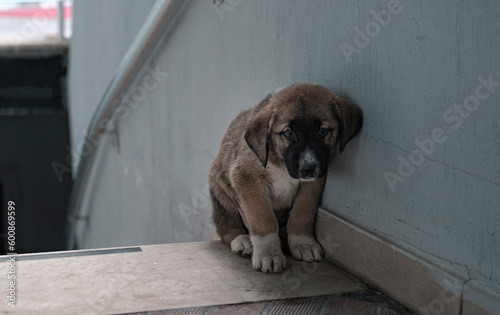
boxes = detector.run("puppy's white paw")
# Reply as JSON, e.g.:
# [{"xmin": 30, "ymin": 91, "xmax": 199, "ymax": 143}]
[
  {"xmin": 231, "ymin": 234, "xmax": 253, "ymax": 256},
  {"xmin": 251, "ymin": 233, "xmax": 286, "ymax": 273},
  {"xmin": 288, "ymin": 234, "xmax": 324, "ymax": 262},
  {"xmin": 253, "ymin": 252, "xmax": 286, "ymax": 273}
]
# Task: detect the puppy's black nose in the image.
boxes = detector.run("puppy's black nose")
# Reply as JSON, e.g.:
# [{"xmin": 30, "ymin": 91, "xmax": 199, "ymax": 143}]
[{"xmin": 300, "ymin": 162, "xmax": 317, "ymax": 175}]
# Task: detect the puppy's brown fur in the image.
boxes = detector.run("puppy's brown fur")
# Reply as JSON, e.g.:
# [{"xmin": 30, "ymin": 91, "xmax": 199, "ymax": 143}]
[{"xmin": 209, "ymin": 84, "xmax": 362, "ymax": 273}]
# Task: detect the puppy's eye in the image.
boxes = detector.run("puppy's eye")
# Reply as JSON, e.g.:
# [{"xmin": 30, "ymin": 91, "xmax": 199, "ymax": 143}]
[
  {"xmin": 283, "ymin": 129, "xmax": 294, "ymax": 139},
  {"xmin": 318, "ymin": 128, "xmax": 329, "ymax": 136}
]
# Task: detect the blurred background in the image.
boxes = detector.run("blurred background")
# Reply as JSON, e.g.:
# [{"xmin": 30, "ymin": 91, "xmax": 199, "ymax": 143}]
[
  {"xmin": 0, "ymin": 0, "xmax": 72, "ymax": 254},
  {"xmin": 0, "ymin": 0, "xmax": 72, "ymax": 44}
]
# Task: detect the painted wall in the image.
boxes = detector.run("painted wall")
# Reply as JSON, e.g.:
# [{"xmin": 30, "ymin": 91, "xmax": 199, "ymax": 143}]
[
  {"xmin": 68, "ymin": 0, "xmax": 157, "ymax": 170},
  {"xmin": 68, "ymin": 0, "xmax": 500, "ymax": 301}
]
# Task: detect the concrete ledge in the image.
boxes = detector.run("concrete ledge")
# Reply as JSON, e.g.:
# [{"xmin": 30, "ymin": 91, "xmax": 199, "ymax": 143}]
[
  {"xmin": 0, "ymin": 241, "xmax": 363, "ymax": 314},
  {"xmin": 316, "ymin": 208, "xmax": 465, "ymax": 314},
  {"xmin": 316, "ymin": 208, "xmax": 500, "ymax": 314},
  {"xmin": 462, "ymin": 282, "xmax": 500, "ymax": 315}
]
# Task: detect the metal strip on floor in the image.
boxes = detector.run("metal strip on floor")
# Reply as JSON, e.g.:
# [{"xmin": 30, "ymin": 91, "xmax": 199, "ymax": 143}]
[{"xmin": 0, "ymin": 246, "xmax": 142, "ymax": 262}]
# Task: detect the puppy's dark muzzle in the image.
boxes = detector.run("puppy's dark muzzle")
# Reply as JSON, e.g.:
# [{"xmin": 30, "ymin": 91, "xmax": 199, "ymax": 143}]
[{"xmin": 299, "ymin": 162, "xmax": 318, "ymax": 178}]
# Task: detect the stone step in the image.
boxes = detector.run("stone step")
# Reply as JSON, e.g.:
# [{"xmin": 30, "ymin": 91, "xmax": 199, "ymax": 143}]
[{"xmin": 0, "ymin": 241, "xmax": 410, "ymax": 314}]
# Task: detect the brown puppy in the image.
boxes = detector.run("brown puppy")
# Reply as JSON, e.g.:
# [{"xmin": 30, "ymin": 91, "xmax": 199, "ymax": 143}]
[{"xmin": 209, "ymin": 84, "xmax": 362, "ymax": 273}]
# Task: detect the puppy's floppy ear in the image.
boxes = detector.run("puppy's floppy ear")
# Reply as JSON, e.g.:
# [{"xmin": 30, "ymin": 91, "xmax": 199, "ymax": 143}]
[
  {"xmin": 245, "ymin": 105, "xmax": 276, "ymax": 168},
  {"xmin": 333, "ymin": 94, "xmax": 363, "ymax": 153}
]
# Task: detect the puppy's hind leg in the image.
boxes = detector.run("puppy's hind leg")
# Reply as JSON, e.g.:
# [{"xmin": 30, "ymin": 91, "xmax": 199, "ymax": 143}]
[{"xmin": 210, "ymin": 190, "xmax": 253, "ymax": 256}]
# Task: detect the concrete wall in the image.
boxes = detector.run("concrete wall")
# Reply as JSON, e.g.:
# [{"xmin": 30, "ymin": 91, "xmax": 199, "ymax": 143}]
[
  {"xmin": 68, "ymin": 0, "xmax": 157, "ymax": 169},
  {"xmin": 68, "ymin": 0, "xmax": 500, "ymax": 308}
]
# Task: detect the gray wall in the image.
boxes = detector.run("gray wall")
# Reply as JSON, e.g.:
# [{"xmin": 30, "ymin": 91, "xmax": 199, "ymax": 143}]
[
  {"xmin": 68, "ymin": 0, "xmax": 157, "ymax": 170},
  {"xmin": 68, "ymin": 0, "xmax": 500, "ymax": 300}
]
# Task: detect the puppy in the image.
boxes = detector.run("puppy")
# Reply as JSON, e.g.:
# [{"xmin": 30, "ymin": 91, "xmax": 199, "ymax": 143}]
[{"xmin": 209, "ymin": 84, "xmax": 362, "ymax": 273}]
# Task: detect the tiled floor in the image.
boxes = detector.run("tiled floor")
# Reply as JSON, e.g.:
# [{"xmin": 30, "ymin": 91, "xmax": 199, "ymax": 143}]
[
  {"xmin": 126, "ymin": 292, "xmax": 411, "ymax": 314},
  {"xmin": 0, "ymin": 241, "xmax": 412, "ymax": 314}
]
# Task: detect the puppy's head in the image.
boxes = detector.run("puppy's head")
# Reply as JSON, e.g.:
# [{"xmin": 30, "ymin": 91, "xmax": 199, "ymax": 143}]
[{"xmin": 245, "ymin": 84, "xmax": 362, "ymax": 181}]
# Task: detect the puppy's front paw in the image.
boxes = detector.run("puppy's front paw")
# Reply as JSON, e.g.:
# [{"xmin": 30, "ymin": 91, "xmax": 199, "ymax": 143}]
[
  {"xmin": 252, "ymin": 252, "xmax": 286, "ymax": 273},
  {"xmin": 231, "ymin": 234, "xmax": 253, "ymax": 256},
  {"xmin": 288, "ymin": 234, "xmax": 324, "ymax": 262},
  {"xmin": 251, "ymin": 233, "xmax": 286, "ymax": 273}
]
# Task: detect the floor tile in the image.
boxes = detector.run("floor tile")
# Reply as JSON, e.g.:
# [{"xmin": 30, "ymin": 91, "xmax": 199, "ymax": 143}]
[{"xmin": 0, "ymin": 241, "xmax": 365, "ymax": 314}]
